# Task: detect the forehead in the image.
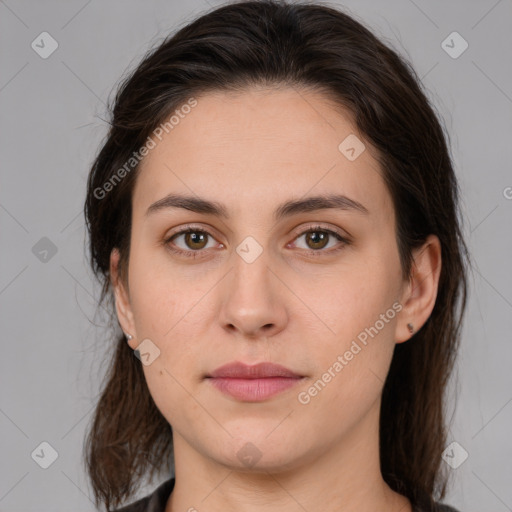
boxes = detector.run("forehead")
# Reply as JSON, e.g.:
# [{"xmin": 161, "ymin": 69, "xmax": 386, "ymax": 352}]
[{"xmin": 132, "ymin": 86, "xmax": 393, "ymax": 225}]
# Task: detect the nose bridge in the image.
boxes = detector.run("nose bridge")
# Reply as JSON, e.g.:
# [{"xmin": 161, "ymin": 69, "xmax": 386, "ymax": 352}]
[
  {"xmin": 230, "ymin": 235, "xmax": 274, "ymax": 306},
  {"xmin": 218, "ymin": 234, "xmax": 287, "ymax": 337}
]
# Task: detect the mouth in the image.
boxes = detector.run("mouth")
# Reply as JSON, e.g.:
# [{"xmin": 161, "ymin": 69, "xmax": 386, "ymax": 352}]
[{"xmin": 205, "ymin": 361, "xmax": 305, "ymax": 402}]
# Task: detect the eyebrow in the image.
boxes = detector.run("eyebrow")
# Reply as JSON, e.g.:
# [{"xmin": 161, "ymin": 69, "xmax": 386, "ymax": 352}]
[{"xmin": 145, "ymin": 192, "xmax": 369, "ymax": 221}]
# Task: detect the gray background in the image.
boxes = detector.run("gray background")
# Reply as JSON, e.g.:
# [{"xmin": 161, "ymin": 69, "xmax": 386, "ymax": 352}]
[{"xmin": 1, "ymin": 0, "xmax": 511, "ymax": 511}]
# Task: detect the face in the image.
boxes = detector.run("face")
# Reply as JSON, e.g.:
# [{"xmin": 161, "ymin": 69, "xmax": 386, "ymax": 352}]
[{"xmin": 111, "ymin": 86, "xmax": 431, "ymax": 472}]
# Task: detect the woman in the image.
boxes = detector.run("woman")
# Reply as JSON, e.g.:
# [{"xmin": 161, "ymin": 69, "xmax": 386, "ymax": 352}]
[{"xmin": 83, "ymin": 1, "xmax": 470, "ymax": 511}]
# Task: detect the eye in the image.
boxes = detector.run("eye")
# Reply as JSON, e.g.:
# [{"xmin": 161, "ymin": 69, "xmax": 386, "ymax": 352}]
[
  {"xmin": 290, "ymin": 225, "xmax": 350, "ymax": 255},
  {"xmin": 164, "ymin": 224, "xmax": 350, "ymax": 259},
  {"xmin": 165, "ymin": 226, "xmax": 221, "ymax": 258}
]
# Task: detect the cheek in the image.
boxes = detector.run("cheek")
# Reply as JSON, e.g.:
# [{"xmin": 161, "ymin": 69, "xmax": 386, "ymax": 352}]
[
  {"xmin": 127, "ymin": 254, "xmax": 206, "ymax": 382},
  {"xmin": 128, "ymin": 248, "xmax": 183, "ymax": 335},
  {"xmin": 297, "ymin": 314, "xmax": 396, "ymax": 434},
  {"xmin": 302, "ymin": 262, "xmax": 398, "ymax": 344},
  {"xmin": 298, "ymin": 258, "xmax": 400, "ymax": 398}
]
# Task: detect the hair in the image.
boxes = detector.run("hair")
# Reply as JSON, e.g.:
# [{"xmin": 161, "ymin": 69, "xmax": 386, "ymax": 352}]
[{"xmin": 83, "ymin": 1, "xmax": 470, "ymax": 510}]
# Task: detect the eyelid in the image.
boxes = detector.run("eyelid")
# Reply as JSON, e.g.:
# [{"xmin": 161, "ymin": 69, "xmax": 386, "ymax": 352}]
[
  {"xmin": 290, "ymin": 222, "xmax": 351, "ymax": 241},
  {"xmin": 167, "ymin": 222, "xmax": 350, "ymax": 241}
]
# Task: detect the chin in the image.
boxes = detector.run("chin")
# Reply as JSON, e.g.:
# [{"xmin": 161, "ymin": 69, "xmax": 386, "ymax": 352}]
[{"xmin": 206, "ymin": 433, "xmax": 312, "ymax": 474}]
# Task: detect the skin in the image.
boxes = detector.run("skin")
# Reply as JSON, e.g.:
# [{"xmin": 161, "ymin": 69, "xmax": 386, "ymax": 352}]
[{"xmin": 110, "ymin": 85, "xmax": 441, "ymax": 512}]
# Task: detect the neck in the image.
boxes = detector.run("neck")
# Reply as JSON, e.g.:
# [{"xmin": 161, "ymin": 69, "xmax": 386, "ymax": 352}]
[{"xmin": 166, "ymin": 401, "xmax": 411, "ymax": 512}]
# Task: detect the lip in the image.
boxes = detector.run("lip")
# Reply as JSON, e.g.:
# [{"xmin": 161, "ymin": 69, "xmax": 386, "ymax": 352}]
[
  {"xmin": 207, "ymin": 361, "xmax": 302, "ymax": 379},
  {"xmin": 206, "ymin": 362, "xmax": 304, "ymax": 401}
]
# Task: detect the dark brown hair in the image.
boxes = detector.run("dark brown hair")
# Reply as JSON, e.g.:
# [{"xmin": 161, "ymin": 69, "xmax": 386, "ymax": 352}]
[{"xmin": 83, "ymin": 1, "xmax": 470, "ymax": 510}]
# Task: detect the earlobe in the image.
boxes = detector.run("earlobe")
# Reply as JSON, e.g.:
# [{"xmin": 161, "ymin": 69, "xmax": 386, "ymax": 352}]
[
  {"xmin": 110, "ymin": 248, "xmax": 137, "ymax": 347},
  {"xmin": 396, "ymin": 234, "xmax": 442, "ymax": 343}
]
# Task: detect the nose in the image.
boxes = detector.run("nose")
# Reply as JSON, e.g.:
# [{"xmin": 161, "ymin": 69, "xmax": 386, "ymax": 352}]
[{"xmin": 217, "ymin": 246, "xmax": 288, "ymax": 339}]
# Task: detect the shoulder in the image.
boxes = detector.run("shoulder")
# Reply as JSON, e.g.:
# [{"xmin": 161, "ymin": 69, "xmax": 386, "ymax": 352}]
[{"xmin": 112, "ymin": 478, "xmax": 175, "ymax": 512}]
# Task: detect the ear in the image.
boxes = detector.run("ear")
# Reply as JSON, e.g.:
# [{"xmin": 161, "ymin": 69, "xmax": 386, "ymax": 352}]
[
  {"xmin": 396, "ymin": 234, "xmax": 442, "ymax": 343},
  {"xmin": 110, "ymin": 248, "xmax": 138, "ymax": 350}
]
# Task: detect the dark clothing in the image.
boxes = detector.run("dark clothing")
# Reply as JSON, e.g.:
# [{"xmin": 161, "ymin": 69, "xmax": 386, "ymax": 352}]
[{"xmin": 113, "ymin": 477, "xmax": 461, "ymax": 512}]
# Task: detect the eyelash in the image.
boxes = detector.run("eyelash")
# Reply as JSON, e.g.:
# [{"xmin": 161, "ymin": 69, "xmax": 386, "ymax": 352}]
[{"xmin": 164, "ymin": 224, "xmax": 351, "ymax": 259}]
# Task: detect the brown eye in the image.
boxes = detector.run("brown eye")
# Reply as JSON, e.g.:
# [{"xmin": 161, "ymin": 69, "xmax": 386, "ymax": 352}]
[
  {"xmin": 166, "ymin": 228, "xmax": 217, "ymax": 254},
  {"xmin": 182, "ymin": 231, "xmax": 209, "ymax": 250},
  {"xmin": 304, "ymin": 231, "xmax": 330, "ymax": 250},
  {"xmin": 292, "ymin": 226, "xmax": 349, "ymax": 254},
  {"xmin": 165, "ymin": 225, "xmax": 349, "ymax": 260}
]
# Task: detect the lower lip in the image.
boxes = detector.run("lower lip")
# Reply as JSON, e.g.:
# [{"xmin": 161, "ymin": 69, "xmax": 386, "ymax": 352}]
[{"xmin": 207, "ymin": 377, "xmax": 303, "ymax": 401}]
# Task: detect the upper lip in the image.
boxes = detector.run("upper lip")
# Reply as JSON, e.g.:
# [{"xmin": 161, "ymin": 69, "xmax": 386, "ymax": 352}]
[{"xmin": 207, "ymin": 361, "xmax": 303, "ymax": 379}]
